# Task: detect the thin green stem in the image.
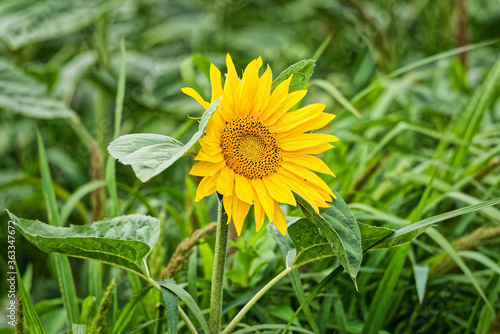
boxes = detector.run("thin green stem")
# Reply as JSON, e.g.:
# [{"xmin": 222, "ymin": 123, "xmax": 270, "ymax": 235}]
[
  {"xmin": 209, "ymin": 199, "xmax": 230, "ymax": 333},
  {"xmin": 222, "ymin": 267, "xmax": 293, "ymax": 334}
]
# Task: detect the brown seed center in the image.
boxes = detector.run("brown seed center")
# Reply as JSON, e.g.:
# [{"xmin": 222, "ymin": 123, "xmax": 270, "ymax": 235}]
[{"xmin": 221, "ymin": 116, "xmax": 281, "ymax": 179}]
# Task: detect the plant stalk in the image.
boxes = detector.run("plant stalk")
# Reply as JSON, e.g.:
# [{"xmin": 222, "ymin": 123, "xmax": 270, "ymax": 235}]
[{"xmin": 209, "ymin": 198, "xmax": 229, "ymax": 334}]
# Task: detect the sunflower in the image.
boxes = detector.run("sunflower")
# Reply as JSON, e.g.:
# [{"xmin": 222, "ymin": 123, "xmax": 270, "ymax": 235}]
[{"xmin": 182, "ymin": 55, "xmax": 338, "ymax": 236}]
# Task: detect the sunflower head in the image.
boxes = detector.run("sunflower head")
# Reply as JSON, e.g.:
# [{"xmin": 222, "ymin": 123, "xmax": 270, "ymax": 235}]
[{"xmin": 182, "ymin": 55, "xmax": 338, "ymax": 236}]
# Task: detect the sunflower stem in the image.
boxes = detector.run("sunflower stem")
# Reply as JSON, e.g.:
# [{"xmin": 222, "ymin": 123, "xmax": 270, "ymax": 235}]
[{"xmin": 209, "ymin": 197, "xmax": 229, "ymax": 334}]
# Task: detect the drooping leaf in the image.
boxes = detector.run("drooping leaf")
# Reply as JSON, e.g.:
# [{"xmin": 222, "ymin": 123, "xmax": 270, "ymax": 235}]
[
  {"xmin": 294, "ymin": 190, "xmax": 362, "ymax": 287},
  {"xmin": 8, "ymin": 211, "xmax": 160, "ymax": 276},
  {"xmin": 0, "ymin": 58, "xmax": 75, "ymax": 119},
  {"xmin": 158, "ymin": 281, "xmax": 210, "ymax": 334},
  {"xmin": 108, "ymin": 97, "xmax": 221, "ymax": 182},
  {"xmin": 160, "ymin": 279, "xmax": 179, "ymax": 334},
  {"xmin": 271, "ymin": 59, "xmax": 315, "ymax": 92}
]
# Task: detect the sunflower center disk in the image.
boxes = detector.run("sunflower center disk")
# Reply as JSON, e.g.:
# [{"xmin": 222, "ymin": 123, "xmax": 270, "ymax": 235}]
[{"xmin": 221, "ymin": 116, "xmax": 281, "ymax": 179}]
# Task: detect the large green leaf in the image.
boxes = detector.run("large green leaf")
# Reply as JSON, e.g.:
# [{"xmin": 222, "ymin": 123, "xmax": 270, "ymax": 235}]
[
  {"xmin": 271, "ymin": 59, "xmax": 315, "ymax": 92},
  {"xmin": 8, "ymin": 212, "xmax": 160, "ymax": 276},
  {"xmin": 287, "ymin": 218, "xmax": 335, "ymax": 267},
  {"xmin": 108, "ymin": 97, "xmax": 221, "ymax": 182},
  {"xmin": 0, "ymin": 58, "xmax": 75, "ymax": 119},
  {"xmin": 294, "ymin": 190, "xmax": 362, "ymax": 286}
]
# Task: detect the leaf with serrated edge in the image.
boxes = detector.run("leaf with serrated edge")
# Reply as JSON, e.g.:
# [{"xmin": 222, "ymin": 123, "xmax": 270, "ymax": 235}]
[
  {"xmin": 294, "ymin": 190, "xmax": 362, "ymax": 287},
  {"xmin": 8, "ymin": 211, "xmax": 160, "ymax": 276},
  {"xmin": 108, "ymin": 97, "xmax": 221, "ymax": 182},
  {"xmin": 271, "ymin": 59, "xmax": 315, "ymax": 92}
]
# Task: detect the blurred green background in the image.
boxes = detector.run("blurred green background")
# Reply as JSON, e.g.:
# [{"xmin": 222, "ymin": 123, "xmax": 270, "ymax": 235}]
[{"xmin": 1, "ymin": 0, "xmax": 500, "ymax": 333}]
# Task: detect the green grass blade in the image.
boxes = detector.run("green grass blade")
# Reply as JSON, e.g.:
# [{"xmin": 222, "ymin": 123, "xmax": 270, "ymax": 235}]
[
  {"xmin": 60, "ymin": 180, "xmax": 107, "ymax": 225},
  {"xmin": 371, "ymin": 196, "xmax": 500, "ymax": 248},
  {"xmin": 282, "ymin": 265, "xmax": 344, "ymax": 334},
  {"xmin": 36, "ymin": 130, "xmax": 79, "ymax": 327},
  {"xmin": 426, "ymin": 228, "xmax": 494, "ymax": 314},
  {"xmin": 15, "ymin": 261, "xmax": 47, "ymax": 333},
  {"xmin": 112, "ymin": 285, "xmax": 153, "ymax": 334},
  {"xmin": 311, "ymin": 79, "xmax": 362, "ymax": 118},
  {"xmin": 360, "ymin": 245, "xmax": 409, "ymax": 334},
  {"xmin": 449, "ymin": 57, "xmax": 500, "ymax": 177},
  {"xmin": 37, "ymin": 129, "xmax": 61, "ymax": 227},
  {"xmin": 158, "ymin": 281, "xmax": 210, "ymax": 334},
  {"xmin": 106, "ymin": 38, "xmax": 127, "ymax": 217},
  {"xmin": 288, "ymin": 269, "xmax": 320, "ymax": 334}
]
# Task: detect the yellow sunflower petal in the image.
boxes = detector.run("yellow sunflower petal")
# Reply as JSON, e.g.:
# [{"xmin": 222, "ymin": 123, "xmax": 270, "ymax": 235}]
[
  {"xmin": 194, "ymin": 174, "xmax": 217, "ymax": 201},
  {"xmin": 224, "ymin": 54, "xmax": 239, "ymax": 100},
  {"xmin": 263, "ymin": 176, "xmax": 296, "ymax": 206},
  {"xmin": 195, "ymin": 150, "xmax": 224, "ymax": 163},
  {"xmin": 273, "ymin": 170, "xmax": 324, "ymax": 212},
  {"xmin": 236, "ymin": 57, "xmax": 262, "ymax": 117},
  {"xmin": 223, "ymin": 195, "xmax": 233, "ymax": 224},
  {"xmin": 189, "ymin": 160, "xmax": 225, "ymax": 176},
  {"xmin": 251, "ymin": 65, "xmax": 272, "ymax": 116},
  {"xmin": 234, "ymin": 173, "xmax": 254, "ymax": 204},
  {"xmin": 232, "ymin": 196, "xmax": 251, "ymax": 236},
  {"xmin": 199, "ymin": 137, "xmax": 221, "ymax": 155},
  {"xmin": 259, "ymin": 76, "xmax": 293, "ymax": 120},
  {"xmin": 253, "ymin": 188, "xmax": 265, "ymax": 232},
  {"xmin": 251, "ymin": 178, "xmax": 275, "ymax": 222},
  {"xmin": 290, "ymin": 143, "xmax": 334, "ymax": 155},
  {"xmin": 210, "ymin": 63, "xmax": 223, "ymax": 103},
  {"xmin": 281, "ymin": 161, "xmax": 334, "ymax": 198},
  {"xmin": 216, "ymin": 167, "xmax": 234, "ymax": 196},
  {"xmin": 278, "ymin": 112, "xmax": 336, "ymax": 137},
  {"xmin": 270, "ymin": 103, "xmax": 325, "ymax": 133},
  {"xmin": 272, "ymin": 201, "xmax": 287, "ymax": 236},
  {"xmin": 280, "ymin": 133, "xmax": 339, "ymax": 151},
  {"xmin": 282, "ymin": 152, "xmax": 335, "ymax": 176},
  {"xmin": 263, "ymin": 89, "xmax": 308, "ymax": 126},
  {"xmin": 181, "ymin": 87, "xmax": 210, "ymax": 109}
]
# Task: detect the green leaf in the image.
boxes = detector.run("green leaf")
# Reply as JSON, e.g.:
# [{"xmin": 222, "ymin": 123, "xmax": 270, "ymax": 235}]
[
  {"xmin": 271, "ymin": 59, "xmax": 315, "ymax": 92},
  {"xmin": 267, "ymin": 216, "xmax": 298, "ymax": 267},
  {"xmin": 311, "ymin": 79, "xmax": 362, "ymax": 118},
  {"xmin": 0, "ymin": 58, "xmax": 75, "ymax": 119},
  {"xmin": 158, "ymin": 281, "xmax": 210, "ymax": 334},
  {"xmin": 8, "ymin": 211, "xmax": 160, "ymax": 276},
  {"xmin": 361, "ymin": 245, "xmax": 409, "ymax": 334},
  {"xmin": 0, "ymin": 0, "xmax": 121, "ymax": 49},
  {"xmin": 15, "ymin": 262, "xmax": 47, "ymax": 333},
  {"xmin": 112, "ymin": 286, "xmax": 152, "ymax": 334},
  {"xmin": 160, "ymin": 279, "xmax": 179, "ymax": 334},
  {"xmin": 287, "ymin": 218, "xmax": 336, "ymax": 267},
  {"xmin": 358, "ymin": 222, "xmax": 395, "ymax": 251},
  {"xmin": 369, "ymin": 196, "xmax": 500, "ymax": 249},
  {"xmin": 413, "ymin": 265, "xmax": 429, "ymax": 304},
  {"xmin": 108, "ymin": 97, "xmax": 221, "ymax": 182},
  {"xmin": 294, "ymin": 190, "xmax": 362, "ymax": 287}
]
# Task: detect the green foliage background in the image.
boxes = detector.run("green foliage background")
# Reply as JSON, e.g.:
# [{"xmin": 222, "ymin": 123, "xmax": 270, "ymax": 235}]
[{"xmin": 1, "ymin": 0, "xmax": 500, "ymax": 333}]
